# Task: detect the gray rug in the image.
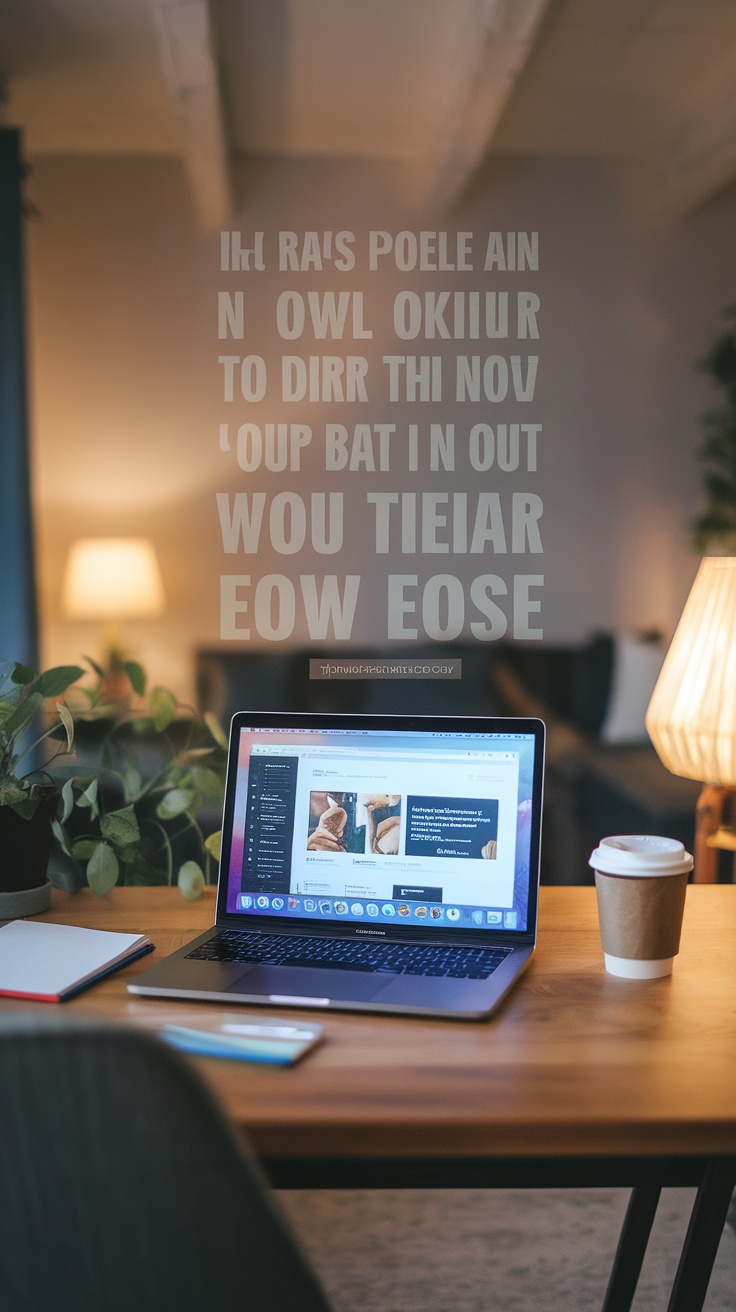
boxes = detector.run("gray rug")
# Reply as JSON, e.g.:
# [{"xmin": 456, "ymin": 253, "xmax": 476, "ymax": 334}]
[{"xmin": 279, "ymin": 1189, "xmax": 736, "ymax": 1311}]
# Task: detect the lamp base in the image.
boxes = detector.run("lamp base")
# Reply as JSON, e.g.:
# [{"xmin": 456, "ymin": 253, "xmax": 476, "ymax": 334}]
[{"xmin": 694, "ymin": 784, "xmax": 736, "ymax": 882}]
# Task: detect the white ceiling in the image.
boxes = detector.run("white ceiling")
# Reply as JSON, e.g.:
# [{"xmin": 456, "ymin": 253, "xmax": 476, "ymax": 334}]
[{"xmin": 2, "ymin": 0, "xmax": 736, "ymax": 223}]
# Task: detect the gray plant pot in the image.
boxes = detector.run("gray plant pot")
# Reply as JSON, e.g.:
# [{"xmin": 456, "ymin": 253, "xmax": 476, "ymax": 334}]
[{"xmin": 0, "ymin": 879, "xmax": 52, "ymax": 919}]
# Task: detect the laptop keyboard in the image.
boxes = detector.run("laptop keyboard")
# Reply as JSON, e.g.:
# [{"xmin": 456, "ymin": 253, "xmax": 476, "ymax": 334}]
[{"xmin": 186, "ymin": 930, "xmax": 513, "ymax": 979}]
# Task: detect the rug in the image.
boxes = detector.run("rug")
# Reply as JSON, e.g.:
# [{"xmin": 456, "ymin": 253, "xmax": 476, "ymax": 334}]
[{"xmin": 279, "ymin": 1188, "xmax": 736, "ymax": 1311}]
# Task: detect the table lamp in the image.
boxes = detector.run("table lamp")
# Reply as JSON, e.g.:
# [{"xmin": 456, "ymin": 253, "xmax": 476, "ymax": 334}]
[
  {"xmin": 645, "ymin": 555, "xmax": 736, "ymax": 882},
  {"xmin": 61, "ymin": 537, "xmax": 166, "ymax": 693}
]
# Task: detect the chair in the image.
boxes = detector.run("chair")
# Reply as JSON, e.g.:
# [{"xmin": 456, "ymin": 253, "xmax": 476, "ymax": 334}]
[{"xmin": 0, "ymin": 1015, "xmax": 333, "ymax": 1312}]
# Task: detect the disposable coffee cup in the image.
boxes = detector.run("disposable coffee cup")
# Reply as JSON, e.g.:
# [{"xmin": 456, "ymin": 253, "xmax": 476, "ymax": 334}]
[{"xmin": 589, "ymin": 836, "xmax": 693, "ymax": 979}]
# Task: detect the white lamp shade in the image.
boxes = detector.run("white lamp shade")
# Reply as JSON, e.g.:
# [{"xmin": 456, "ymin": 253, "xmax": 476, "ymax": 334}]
[
  {"xmin": 646, "ymin": 556, "xmax": 736, "ymax": 785},
  {"xmin": 62, "ymin": 538, "xmax": 166, "ymax": 620}
]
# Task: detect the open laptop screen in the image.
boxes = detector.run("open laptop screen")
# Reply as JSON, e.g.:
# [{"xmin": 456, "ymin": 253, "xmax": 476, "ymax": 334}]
[{"xmin": 221, "ymin": 719, "xmax": 542, "ymax": 936}]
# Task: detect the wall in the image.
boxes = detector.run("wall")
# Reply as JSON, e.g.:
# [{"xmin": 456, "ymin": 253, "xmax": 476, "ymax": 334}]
[{"xmin": 25, "ymin": 150, "xmax": 736, "ymax": 701}]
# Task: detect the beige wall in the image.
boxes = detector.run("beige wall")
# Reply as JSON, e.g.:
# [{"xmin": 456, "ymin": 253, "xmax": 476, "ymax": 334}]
[{"xmin": 25, "ymin": 151, "xmax": 736, "ymax": 701}]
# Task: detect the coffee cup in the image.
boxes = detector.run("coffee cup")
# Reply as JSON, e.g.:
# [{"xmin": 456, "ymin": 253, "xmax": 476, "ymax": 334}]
[{"xmin": 588, "ymin": 835, "xmax": 693, "ymax": 978}]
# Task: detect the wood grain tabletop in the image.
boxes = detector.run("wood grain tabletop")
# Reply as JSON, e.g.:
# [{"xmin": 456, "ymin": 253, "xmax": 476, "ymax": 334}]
[{"xmin": 4, "ymin": 885, "xmax": 736, "ymax": 1160}]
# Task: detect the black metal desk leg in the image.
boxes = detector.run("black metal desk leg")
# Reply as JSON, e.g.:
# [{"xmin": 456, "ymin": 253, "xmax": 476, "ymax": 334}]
[
  {"xmin": 667, "ymin": 1161, "xmax": 735, "ymax": 1312},
  {"xmin": 601, "ymin": 1186, "xmax": 661, "ymax": 1312}
]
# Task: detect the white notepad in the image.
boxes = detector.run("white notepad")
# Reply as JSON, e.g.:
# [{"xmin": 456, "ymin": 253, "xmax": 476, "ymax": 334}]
[{"xmin": 0, "ymin": 919, "xmax": 154, "ymax": 1001}]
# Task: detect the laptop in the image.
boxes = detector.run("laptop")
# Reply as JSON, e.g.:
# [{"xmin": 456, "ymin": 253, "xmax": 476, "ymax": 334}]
[{"xmin": 128, "ymin": 710, "xmax": 545, "ymax": 1019}]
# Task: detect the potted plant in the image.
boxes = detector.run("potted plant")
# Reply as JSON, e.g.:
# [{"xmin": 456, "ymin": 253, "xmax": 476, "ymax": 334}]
[
  {"xmin": 50, "ymin": 660, "xmax": 226, "ymax": 901},
  {"xmin": 0, "ymin": 661, "xmax": 83, "ymax": 917}
]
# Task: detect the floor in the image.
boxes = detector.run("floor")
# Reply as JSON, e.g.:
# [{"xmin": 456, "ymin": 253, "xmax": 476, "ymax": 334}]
[{"xmin": 280, "ymin": 1188, "xmax": 736, "ymax": 1312}]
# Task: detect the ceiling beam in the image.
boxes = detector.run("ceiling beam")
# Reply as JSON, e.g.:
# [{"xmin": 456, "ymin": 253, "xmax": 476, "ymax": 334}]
[
  {"xmin": 658, "ymin": 86, "xmax": 736, "ymax": 216},
  {"xmin": 152, "ymin": 0, "xmax": 233, "ymax": 229},
  {"xmin": 422, "ymin": 0, "xmax": 551, "ymax": 214}
]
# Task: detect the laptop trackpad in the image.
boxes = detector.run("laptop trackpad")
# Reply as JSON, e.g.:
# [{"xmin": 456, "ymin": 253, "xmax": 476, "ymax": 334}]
[{"xmin": 226, "ymin": 964, "xmax": 390, "ymax": 1003}]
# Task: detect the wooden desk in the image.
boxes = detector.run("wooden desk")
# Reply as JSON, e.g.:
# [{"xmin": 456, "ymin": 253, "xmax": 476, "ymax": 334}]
[{"xmin": 4, "ymin": 885, "xmax": 736, "ymax": 1312}]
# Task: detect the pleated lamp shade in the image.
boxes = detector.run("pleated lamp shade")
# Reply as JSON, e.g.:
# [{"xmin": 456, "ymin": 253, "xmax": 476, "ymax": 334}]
[{"xmin": 646, "ymin": 557, "xmax": 736, "ymax": 785}]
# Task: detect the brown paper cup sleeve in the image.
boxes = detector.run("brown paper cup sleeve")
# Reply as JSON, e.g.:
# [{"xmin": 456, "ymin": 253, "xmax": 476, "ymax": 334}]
[{"xmin": 594, "ymin": 871, "xmax": 688, "ymax": 960}]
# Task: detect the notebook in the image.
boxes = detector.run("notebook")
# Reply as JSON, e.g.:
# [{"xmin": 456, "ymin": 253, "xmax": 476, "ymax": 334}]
[
  {"xmin": 0, "ymin": 920, "xmax": 154, "ymax": 1001},
  {"xmin": 129, "ymin": 710, "xmax": 545, "ymax": 1019}
]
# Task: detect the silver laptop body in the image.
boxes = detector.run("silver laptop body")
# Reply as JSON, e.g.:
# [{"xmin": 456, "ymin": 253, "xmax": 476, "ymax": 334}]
[{"xmin": 129, "ymin": 711, "xmax": 545, "ymax": 1020}]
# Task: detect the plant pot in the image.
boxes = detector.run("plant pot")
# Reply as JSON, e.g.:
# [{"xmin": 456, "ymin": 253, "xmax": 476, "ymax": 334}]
[{"xmin": 0, "ymin": 791, "xmax": 56, "ymax": 917}]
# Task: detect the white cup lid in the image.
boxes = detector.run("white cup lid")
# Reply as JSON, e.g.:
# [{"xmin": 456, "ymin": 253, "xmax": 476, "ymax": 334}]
[{"xmin": 589, "ymin": 834, "xmax": 693, "ymax": 877}]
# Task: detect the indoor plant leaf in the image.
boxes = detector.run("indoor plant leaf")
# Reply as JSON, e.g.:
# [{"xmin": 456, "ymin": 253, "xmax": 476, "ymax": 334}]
[
  {"xmin": 9, "ymin": 795, "xmax": 40, "ymax": 820},
  {"xmin": 204, "ymin": 829, "xmax": 222, "ymax": 861},
  {"xmin": 100, "ymin": 804, "xmax": 141, "ymax": 847},
  {"xmin": 82, "ymin": 653, "xmax": 105, "ymax": 677},
  {"xmin": 190, "ymin": 766, "xmax": 224, "ymax": 803},
  {"xmin": 35, "ymin": 665, "xmax": 85, "ymax": 698},
  {"xmin": 119, "ymin": 751, "xmax": 142, "ymax": 802},
  {"xmin": 177, "ymin": 860, "xmax": 205, "ymax": 901},
  {"xmin": 61, "ymin": 778, "xmax": 76, "ymax": 824},
  {"xmin": 0, "ymin": 778, "xmax": 28, "ymax": 808},
  {"xmin": 204, "ymin": 712, "xmax": 228, "ymax": 749},
  {"xmin": 155, "ymin": 788, "xmax": 195, "ymax": 820},
  {"xmin": 10, "ymin": 663, "xmax": 35, "ymax": 685},
  {"xmin": 150, "ymin": 687, "xmax": 177, "ymax": 732},
  {"xmin": 51, "ymin": 818, "xmax": 72, "ymax": 858},
  {"xmin": 77, "ymin": 778, "xmax": 100, "ymax": 818},
  {"xmin": 86, "ymin": 841, "xmax": 119, "ymax": 896},
  {"xmin": 1, "ymin": 691, "xmax": 43, "ymax": 744},
  {"xmin": 56, "ymin": 700, "xmax": 75, "ymax": 753},
  {"xmin": 124, "ymin": 660, "xmax": 146, "ymax": 697},
  {"xmin": 72, "ymin": 838, "xmax": 102, "ymax": 860}
]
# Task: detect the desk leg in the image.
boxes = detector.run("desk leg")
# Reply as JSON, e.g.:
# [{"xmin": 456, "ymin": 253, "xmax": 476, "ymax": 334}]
[
  {"xmin": 601, "ymin": 1186, "xmax": 660, "ymax": 1312},
  {"xmin": 667, "ymin": 1161, "xmax": 735, "ymax": 1312}
]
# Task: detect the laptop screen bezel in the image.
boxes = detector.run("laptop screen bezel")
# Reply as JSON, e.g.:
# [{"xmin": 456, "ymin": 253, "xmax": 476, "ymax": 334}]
[{"xmin": 214, "ymin": 710, "xmax": 545, "ymax": 946}]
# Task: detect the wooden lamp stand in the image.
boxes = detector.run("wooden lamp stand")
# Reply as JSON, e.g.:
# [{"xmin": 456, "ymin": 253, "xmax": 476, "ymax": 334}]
[{"xmin": 694, "ymin": 783, "xmax": 736, "ymax": 882}]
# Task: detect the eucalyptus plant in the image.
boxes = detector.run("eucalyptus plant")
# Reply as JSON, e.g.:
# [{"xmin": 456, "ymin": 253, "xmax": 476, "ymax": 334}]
[
  {"xmin": 0, "ymin": 661, "xmax": 83, "ymax": 815},
  {"xmin": 51, "ymin": 660, "xmax": 226, "ymax": 900}
]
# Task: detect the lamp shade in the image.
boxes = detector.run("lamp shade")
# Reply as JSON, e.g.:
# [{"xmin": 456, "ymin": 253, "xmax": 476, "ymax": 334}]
[
  {"xmin": 645, "ymin": 556, "xmax": 736, "ymax": 785},
  {"xmin": 61, "ymin": 538, "xmax": 165, "ymax": 620}
]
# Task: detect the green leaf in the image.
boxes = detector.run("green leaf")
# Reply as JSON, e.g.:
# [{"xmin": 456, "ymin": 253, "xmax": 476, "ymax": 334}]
[
  {"xmin": 11, "ymin": 663, "xmax": 35, "ymax": 685},
  {"xmin": 191, "ymin": 766, "xmax": 224, "ymax": 803},
  {"xmin": 155, "ymin": 788, "xmax": 195, "ymax": 820},
  {"xmin": 35, "ymin": 665, "xmax": 85, "ymax": 698},
  {"xmin": 124, "ymin": 661, "xmax": 146, "ymax": 696},
  {"xmin": 100, "ymin": 804, "xmax": 141, "ymax": 847},
  {"xmin": 61, "ymin": 777, "xmax": 76, "ymax": 824},
  {"xmin": 56, "ymin": 700, "xmax": 75, "ymax": 753},
  {"xmin": 1, "ymin": 691, "xmax": 43, "ymax": 744},
  {"xmin": 10, "ymin": 796, "xmax": 40, "ymax": 820},
  {"xmin": 131, "ymin": 717, "xmax": 155, "ymax": 736},
  {"xmin": 177, "ymin": 860, "xmax": 205, "ymax": 901},
  {"xmin": 204, "ymin": 829, "xmax": 222, "ymax": 862},
  {"xmin": 87, "ymin": 841, "xmax": 119, "ymax": 896},
  {"xmin": 83, "ymin": 653, "xmax": 105, "ymax": 677},
  {"xmin": 72, "ymin": 838, "xmax": 102, "ymax": 860},
  {"xmin": 120, "ymin": 759, "xmax": 142, "ymax": 802},
  {"xmin": 0, "ymin": 778, "xmax": 28, "ymax": 807},
  {"xmin": 150, "ymin": 686, "xmax": 177, "ymax": 732},
  {"xmin": 77, "ymin": 778, "xmax": 100, "ymax": 820},
  {"xmin": 204, "ymin": 712, "xmax": 228, "ymax": 750},
  {"xmin": 121, "ymin": 854, "xmax": 167, "ymax": 887},
  {"xmin": 51, "ymin": 817, "xmax": 72, "ymax": 858}
]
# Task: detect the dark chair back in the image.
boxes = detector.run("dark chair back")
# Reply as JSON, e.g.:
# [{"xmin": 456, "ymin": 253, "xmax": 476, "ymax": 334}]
[{"xmin": 0, "ymin": 1016, "xmax": 331, "ymax": 1312}]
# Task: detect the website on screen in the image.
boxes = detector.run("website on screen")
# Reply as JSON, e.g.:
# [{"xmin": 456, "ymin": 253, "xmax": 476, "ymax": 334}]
[{"xmin": 225, "ymin": 728, "xmax": 536, "ymax": 932}]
